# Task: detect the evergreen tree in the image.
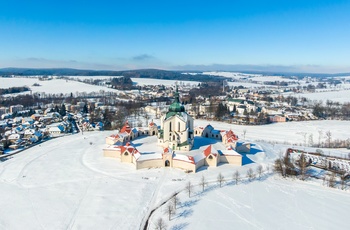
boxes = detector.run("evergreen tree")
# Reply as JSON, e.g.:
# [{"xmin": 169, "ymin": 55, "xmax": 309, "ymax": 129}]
[
  {"xmin": 55, "ymin": 105, "xmax": 59, "ymax": 113},
  {"xmin": 83, "ymin": 104, "xmax": 89, "ymax": 114},
  {"xmin": 60, "ymin": 104, "xmax": 66, "ymax": 116}
]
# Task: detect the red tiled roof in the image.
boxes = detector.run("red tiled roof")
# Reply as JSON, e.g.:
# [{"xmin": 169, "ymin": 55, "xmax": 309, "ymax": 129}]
[
  {"xmin": 188, "ymin": 156, "xmax": 195, "ymax": 164},
  {"xmin": 203, "ymin": 145, "xmax": 212, "ymax": 157},
  {"xmin": 225, "ymin": 130, "xmax": 238, "ymax": 141},
  {"xmin": 120, "ymin": 121, "xmax": 132, "ymax": 134}
]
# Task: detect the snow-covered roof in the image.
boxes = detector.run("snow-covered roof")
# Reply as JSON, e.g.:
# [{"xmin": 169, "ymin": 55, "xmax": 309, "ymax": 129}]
[
  {"xmin": 48, "ymin": 126, "xmax": 62, "ymax": 132},
  {"xmin": 137, "ymin": 153, "xmax": 162, "ymax": 162},
  {"xmin": 219, "ymin": 149, "xmax": 241, "ymax": 156},
  {"xmin": 173, "ymin": 153, "xmax": 195, "ymax": 164}
]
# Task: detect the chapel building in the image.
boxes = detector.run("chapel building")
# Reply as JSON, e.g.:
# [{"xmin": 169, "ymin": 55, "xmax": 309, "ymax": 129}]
[{"xmin": 158, "ymin": 86, "xmax": 194, "ymax": 151}]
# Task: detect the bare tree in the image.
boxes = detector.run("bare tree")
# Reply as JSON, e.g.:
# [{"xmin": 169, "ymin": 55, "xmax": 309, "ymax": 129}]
[
  {"xmin": 283, "ymin": 153, "xmax": 296, "ymax": 177},
  {"xmin": 308, "ymin": 134, "xmax": 314, "ymax": 147},
  {"xmin": 199, "ymin": 175, "xmax": 207, "ymax": 192},
  {"xmin": 185, "ymin": 181, "xmax": 193, "ymax": 198},
  {"xmin": 171, "ymin": 193, "xmax": 180, "ymax": 210},
  {"xmin": 326, "ymin": 130, "xmax": 332, "ymax": 148},
  {"xmin": 266, "ymin": 164, "xmax": 270, "ymax": 174},
  {"xmin": 274, "ymin": 158, "xmax": 284, "ymax": 177},
  {"xmin": 328, "ymin": 172, "xmax": 336, "ymax": 188},
  {"xmin": 154, "ymin": 217, "xmax": 167, "ymax": 230},
  {"xmin": 243, "ymin": 129, "xmax": 247, "ymax": 139},
  {"xmin": 340, "ymin": 173, "xmax": 347, "ymax": 190},
  {"xmin": 247, "ymin": 168, "xmax": 255, "ymax": 181},
  {"xmin": 165, "ymin": 203, "xmax": 175, "ymax": 221},
  {"xmin": 233, "ymin": 170, "xmax": 240, "ymax": 185},
  {"xmin": 217, "ymin": 173, "xmax": 225, "ymax": 187},
  {"xmin": 318, "ymin": 130, "xmax": 323, "ymax": 147},
  {"xmin": 256, "ymin": 165, "xmax": 264, "ymax": 179},
  {"xmin": 298, "ymin": 153, "xmax": 308, "ymax": 180}
]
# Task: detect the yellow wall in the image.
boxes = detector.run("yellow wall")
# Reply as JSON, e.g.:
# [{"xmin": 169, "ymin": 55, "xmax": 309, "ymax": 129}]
[
  {"xmin": 103, "ymin": 149, "xmax": 121, "ymax": 158},
  {"xmin": 136, "ymin": 159, "xmax": 163, "ymax": 169},
  {"xmin": 173, "ymin": 160, "xmax": 196, "ymax": 172},
  {"xmin": 220, "ymin": 155, "xmax": 242, "ymax": 166},
  {"xmin": 121, "ymin": 151, "xmax": 133, "ymax": 163},
  {"xmin": 205, "ymin": 154, "xmax": 218, "ymax": 167}
]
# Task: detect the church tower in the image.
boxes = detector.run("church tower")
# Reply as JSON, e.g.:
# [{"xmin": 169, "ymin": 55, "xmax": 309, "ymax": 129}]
[{"xmin": 158, "ymin": 86, "xmax": 194, "ymax": 151}]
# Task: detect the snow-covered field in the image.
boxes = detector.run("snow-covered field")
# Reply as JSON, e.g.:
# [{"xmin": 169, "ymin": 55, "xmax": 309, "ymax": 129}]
[
  {"xmin": 0, "ymin": 77, "xmax": 118, "ymax": 95},
  {"xmin": 0, "ymin": 120, "xmax": 349, "ymax": 229},
  {"xmin": 196, "ymin": 119, "xmax": 350, "ymax": 146},
  {"xmin": 285, "ymin": 89, "xmax": 350, "ymax": 103}
]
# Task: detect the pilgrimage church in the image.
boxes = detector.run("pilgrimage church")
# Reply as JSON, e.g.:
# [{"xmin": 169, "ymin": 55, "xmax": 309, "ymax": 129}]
[
  {"xmin": 103, "ymin": 86, "xmax": 245, "ymax": 173},
  {"xmin": 157, "ymin": 86, "xmax": 194, "ymax": 151}
]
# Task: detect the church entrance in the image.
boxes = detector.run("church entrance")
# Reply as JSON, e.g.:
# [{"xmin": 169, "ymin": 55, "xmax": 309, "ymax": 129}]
[{"xmin": 165, "ymin": 160, "xmax": 170, "ymax": 167}]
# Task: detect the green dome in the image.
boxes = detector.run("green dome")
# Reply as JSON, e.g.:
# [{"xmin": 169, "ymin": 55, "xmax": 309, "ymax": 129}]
[{"xmin": 168, "ymin": 86, "xmax": 185, "ymax": 113}]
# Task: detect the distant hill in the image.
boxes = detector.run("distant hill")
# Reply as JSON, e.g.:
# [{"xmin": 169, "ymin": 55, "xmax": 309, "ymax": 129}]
[
  {"xmin": 0, "ymin": 68, "xmax": 227, "ymax": 82},
  {"xmin": 1, "ymin": 67, "xmax": 348, "ymax": 81}
]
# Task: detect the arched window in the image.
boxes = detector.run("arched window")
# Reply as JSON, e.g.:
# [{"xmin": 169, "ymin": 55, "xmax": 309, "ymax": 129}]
[
  {"xmin": 178, "ymin": 122, "xmax": 180, "ymax": 132},
  {"xmin": 195, "ymin": 131, "xmax": 197, "ymax": 134},
  {"xmin": 208, "ymin": 155, "xmax": 213, "ymax": 160},
  {"xmin": 124, "ymin": 152, "xmax": 129, "ymax": 156},
  {"xmin": 169, "ymin": 122, "xmax": 172, "ymax": 131},
  {"xmin": 173, "ymin": 135, "xmax": 176, "ymax": 141}
]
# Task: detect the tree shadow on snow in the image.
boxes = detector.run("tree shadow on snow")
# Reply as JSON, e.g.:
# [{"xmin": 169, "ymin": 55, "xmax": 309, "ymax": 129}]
[
  {"xmin": 178, "ymin": 209, "xmax": 193, "ymax": 218},
  {"xmin": 181, "ymin": 199, "xmax": 199, "ymax": 208},
  {"xmin": 171, "ymin": 222, "xmax": 189, "ymax": 230}
]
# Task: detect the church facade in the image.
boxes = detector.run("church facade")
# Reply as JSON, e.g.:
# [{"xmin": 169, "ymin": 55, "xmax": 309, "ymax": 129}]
[{"xmin": 157, "ymin": 86, "xmax": 194, "ymax": 151}]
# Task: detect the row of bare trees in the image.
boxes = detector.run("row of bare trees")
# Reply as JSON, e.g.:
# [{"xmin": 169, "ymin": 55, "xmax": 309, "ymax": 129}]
[{"xmin": 154, "ymin": 166, "xmax": 269, "ymax": 229}]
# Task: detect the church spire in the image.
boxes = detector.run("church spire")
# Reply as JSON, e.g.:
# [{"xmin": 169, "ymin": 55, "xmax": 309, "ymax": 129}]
[
  {"xmin": 167, "ymin": 84, "xmax": 185, "ymax": 113},
  {"xmin": 174, "ymin": 84, "xmax": 180, "ymax": 103}
]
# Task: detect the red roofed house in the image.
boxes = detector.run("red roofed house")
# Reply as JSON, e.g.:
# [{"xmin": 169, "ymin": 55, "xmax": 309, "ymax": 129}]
[
  {"xmin": 148, "ymin": 121, "xmax": 158, "ymax": 136},
  {"xmin": 222, "ymin": 130, "xmax": 239, "ymax": 148},
  {"xmin": 203, "ymin": 145, "xmax": 219, "ymax": 167}
]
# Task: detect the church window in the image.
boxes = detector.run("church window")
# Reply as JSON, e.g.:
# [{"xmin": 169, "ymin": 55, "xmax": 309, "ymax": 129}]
[
  {"xmin": 169, "ymin": 122, "xmax": 172, "ymax": 131},
  {"xmin": 178, "ymin": 122, "xmax": 180, "ymax": 131},
  {"xmin": 173, "ymin": 135, "xmax": 175, "ymax": 141}
]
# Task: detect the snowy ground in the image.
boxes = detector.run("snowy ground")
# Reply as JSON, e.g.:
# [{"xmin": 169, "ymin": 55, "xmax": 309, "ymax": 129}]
[
  {"xmin": 0, "ymin": 132, "xmax": 181, "ymax": 230},
  {"xmin": 195, "ymin": 119, "xmax": 350, "ymax": 147},
  {"xmin": 283, "ymin": 89, "xmax": 350, "ymax": 103},
  {"xmin": 0, "ymin": 77, "xmax": 118, "ymax": 95},
  {"xmin": 150, "ymin": 176, "xmax": 350, "ymax": 230},
  {"xmin": 0, "ymin": 120, "xmax": 349, "ymax": 230}
]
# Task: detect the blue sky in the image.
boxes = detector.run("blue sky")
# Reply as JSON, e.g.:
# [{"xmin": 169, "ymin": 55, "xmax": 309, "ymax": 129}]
[{"xmin": 1, "ymin": 0, "xmax": 350, "ymax": 73}]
